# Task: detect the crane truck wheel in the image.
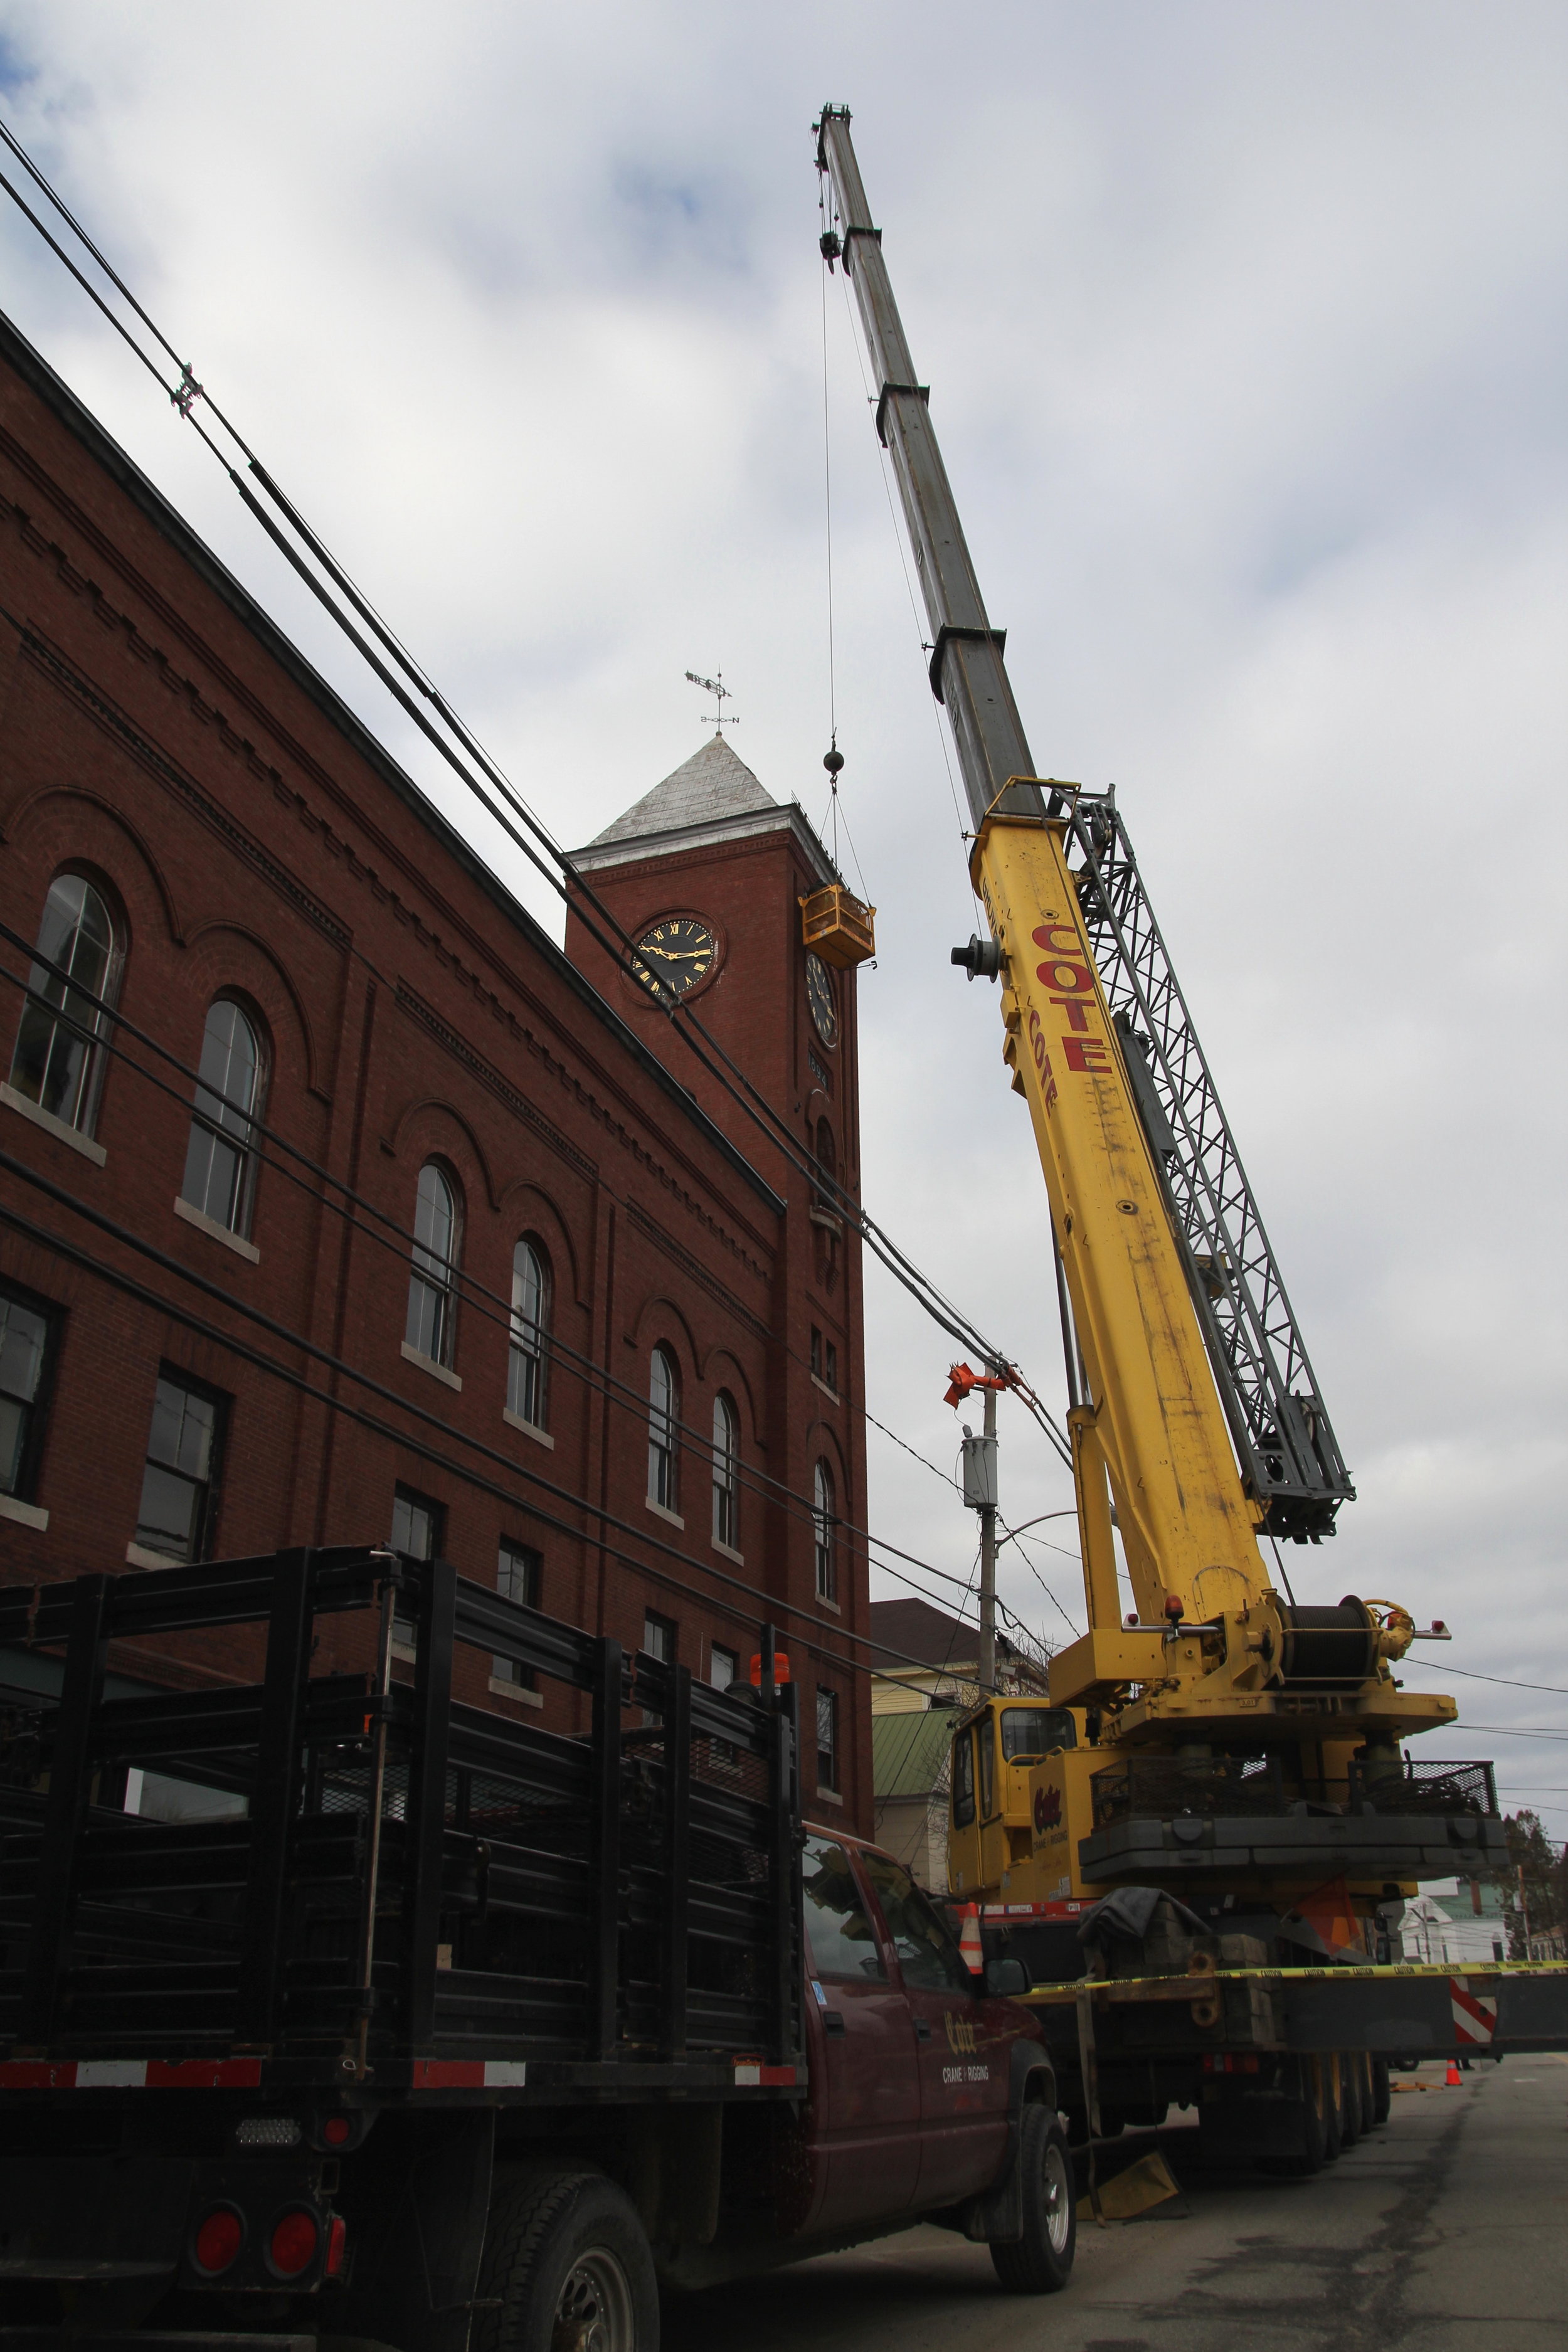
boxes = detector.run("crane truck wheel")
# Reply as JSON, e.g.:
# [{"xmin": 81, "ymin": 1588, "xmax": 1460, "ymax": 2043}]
[
  {"xmin": 472, "ymin": 2163, "xmax": 659, "ymax": 2352},
  {"xmin": 1258, "ymin": 2055, "xmax": 1330, "ymax": 2177},
  {"xmin": 989, "ymin": 2104, "xmax": 1076, "ymax": 2294},
  {"xmin": 1370, "ymin": 2058, "xmax": 1392, "ymax": 2127},
  {"xmin": 1318, "ymin": 2056, "xmax": 1345, "ymax": 2162},
  {"xmin": 1338, "ymin": 2052, "xmax": 1362, "ymax": 2149},
  {"xmin": 1343, "ymin": 2052, "xmax": 1371, "ymax": 2144}
]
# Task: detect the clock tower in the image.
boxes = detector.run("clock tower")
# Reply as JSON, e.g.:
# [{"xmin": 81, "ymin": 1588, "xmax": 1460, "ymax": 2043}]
[{"xmin": 564, "ymin": 733, "xmax": 874, "ymax": 1801}]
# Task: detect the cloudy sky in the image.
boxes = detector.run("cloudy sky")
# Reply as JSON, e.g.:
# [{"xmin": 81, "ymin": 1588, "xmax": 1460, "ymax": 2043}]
[{"xmin": 1, "ymin": 3, "xmax": 1563, "ymax": 1816}]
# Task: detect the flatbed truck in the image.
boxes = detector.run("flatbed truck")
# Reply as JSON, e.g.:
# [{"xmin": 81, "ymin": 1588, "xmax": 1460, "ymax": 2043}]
[{"xmin": 0, "ymin": 1542, "xmax": 1074, "ymax": 2352}]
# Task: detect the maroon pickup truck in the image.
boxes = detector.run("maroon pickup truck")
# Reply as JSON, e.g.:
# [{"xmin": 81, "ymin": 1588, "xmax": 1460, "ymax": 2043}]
[{"xmin": 689, "ymin": 1825, "xmax": 1076, "ymax": 2294}]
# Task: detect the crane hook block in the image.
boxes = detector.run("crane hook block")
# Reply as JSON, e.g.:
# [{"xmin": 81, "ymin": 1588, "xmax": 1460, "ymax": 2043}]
[{"xmin": 951, "ymin": 935, "xmax": 1002, "ymax": 982}]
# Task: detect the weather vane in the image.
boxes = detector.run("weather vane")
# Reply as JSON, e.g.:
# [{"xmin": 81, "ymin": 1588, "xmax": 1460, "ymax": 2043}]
[{"xmin": 685, "ymin": 669, "xmax": 739, "ymax": 731}]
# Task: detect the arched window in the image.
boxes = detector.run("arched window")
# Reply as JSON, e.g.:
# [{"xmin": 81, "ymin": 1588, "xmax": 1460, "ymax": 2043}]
[
  {"xmin": 648, "ymin": 1345, "xmax": 679, "ymax": 1512},
  {"xmin": 712, "ymin": 1391, "xmax": 739, "ymax": 1551},
  {"xmin": 813, "ymin": 1458, "xmax": 837, "ymax": 1604},
  {"xmin": 8, "ymin": 872, "xmax": 121, "ymax": 1137},
  {"xmin": 179, "ymin": 998, "xmax": 267, "ymax": 1237},
  {"xmin": 508, "ymin": 1239, "xmax": 551, "ymax": 1428},
  {"xmin": 406, "ymin": 1162, "xmax": 461, "ymax": 1367}
]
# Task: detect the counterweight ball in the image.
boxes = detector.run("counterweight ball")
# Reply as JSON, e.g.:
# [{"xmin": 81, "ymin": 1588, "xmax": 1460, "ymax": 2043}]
[{"xmin": 823, "ymin": 747, "xmax": 845, "ymax": 778}]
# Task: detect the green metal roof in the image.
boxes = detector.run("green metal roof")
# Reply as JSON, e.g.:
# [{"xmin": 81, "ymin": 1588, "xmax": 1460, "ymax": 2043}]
[{"xmin": 872, "ymin": 1708, "xmax": 956, "ymax": 1801}]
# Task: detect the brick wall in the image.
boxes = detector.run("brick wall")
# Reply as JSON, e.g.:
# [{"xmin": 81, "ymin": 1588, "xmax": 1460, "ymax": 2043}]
[{"xmin": 0, "ymin": 314, "xmax": 871, "ymax": 1831}]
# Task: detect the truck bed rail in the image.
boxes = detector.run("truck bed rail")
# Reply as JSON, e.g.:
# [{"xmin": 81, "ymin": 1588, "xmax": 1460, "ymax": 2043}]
[{"xmin": 0, "ymin": 1547, "xmax": 803, "ymax": 2093}]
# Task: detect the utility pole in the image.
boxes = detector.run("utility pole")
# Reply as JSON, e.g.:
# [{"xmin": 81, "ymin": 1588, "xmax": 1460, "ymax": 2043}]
[
  {"xmin": 1518, "ymin": 1860, "xmax": 1532, "ymax": 1959},
  {"xmin": 949, "ymin": 1360, "xmax": 1009, "ymax": 1693},
  {"xmin": 978, "ymin": 1379, "xmax": 999, "ymax": 1690}
]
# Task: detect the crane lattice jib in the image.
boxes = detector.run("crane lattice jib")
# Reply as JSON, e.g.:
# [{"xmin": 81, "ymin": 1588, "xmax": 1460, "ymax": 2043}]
[{"xmin": 1068, "ymin": 793, "xmax": 1353, "ymax": 1540}]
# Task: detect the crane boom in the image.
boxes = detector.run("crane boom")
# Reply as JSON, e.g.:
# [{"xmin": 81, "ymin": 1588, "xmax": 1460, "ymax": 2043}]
[
  {"xmin": 813, "ymin": 118, "xmax": 1515, "ymax": 2082},
  {"xmin": 815, "ymin": 110, "xmax": 1362, "ymax": 1656}
]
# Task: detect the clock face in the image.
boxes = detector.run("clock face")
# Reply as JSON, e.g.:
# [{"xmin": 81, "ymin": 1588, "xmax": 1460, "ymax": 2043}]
[
  {"xmin": 632, "ymin": 915, "xmax": 717, "ymax": 1000},
  {"xmin": 805, "ymin": 951, "xmax": 839, "ymax": 1047}
]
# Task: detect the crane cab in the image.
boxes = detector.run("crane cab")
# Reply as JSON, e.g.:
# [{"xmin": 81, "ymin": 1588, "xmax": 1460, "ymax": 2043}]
[{"xmin": 947, "ymin": 1695, "xmax": 1098, "ymax": 1905}]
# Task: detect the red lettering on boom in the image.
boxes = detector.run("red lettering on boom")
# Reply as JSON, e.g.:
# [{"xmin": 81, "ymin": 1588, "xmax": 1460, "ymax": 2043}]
[
  {"xmin": 1032, "ymin": 922, "xmax": 1081, "ymax": 956},
  {"xmin": 1036, "ymin": 959, "xmax": 1094, "ymax": 993},
  {"xmin": 1062, "ymin": 1037, "xmax": 1113, "ymax": 1074}
]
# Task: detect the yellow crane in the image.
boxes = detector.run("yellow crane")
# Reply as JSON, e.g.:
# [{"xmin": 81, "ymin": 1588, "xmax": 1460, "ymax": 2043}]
[{"xmin": 815, "ymin": 107, "xmax": 1498, "ymax": 1973}]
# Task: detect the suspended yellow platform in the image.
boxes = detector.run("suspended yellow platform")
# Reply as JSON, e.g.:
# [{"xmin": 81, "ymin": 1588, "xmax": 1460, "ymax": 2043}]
[{"xmin": 800, "ymin": 884, "xmax": 875, "ymax": 969}]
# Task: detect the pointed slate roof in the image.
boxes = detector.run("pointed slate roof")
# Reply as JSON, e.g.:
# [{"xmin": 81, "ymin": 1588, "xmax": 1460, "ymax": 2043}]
[{"xmin": 586, "ymin": 733, "xmax": 775, "ymax": 849}]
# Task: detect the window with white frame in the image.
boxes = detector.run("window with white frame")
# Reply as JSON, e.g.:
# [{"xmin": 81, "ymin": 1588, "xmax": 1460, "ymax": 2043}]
[
  {"xmin": 180, "ymin": 997, "xmax": 267, "ymax": 1237},
  {"xmin": 813, "ymin": 1458, "xmax": 837, "ymax": 1604},
  {"xmin": 711, "ymin": 1391, "xmax": 739, "ymax": 1549},
  {"xmin": 389, "ymin": 1483, "xmax": 444, "ymax": 1646},
  {"xmin": 406, "ymin": 1162, "xmax": 461, "ymax": 1367},
  {"xmin": 134, "ymin": 1370, "xmax": 225, "ymax": 1564},
  {"xmin": 647, "ymin": 1345, "xmax": 679, "ymax": 1511},
  {"xmin": 507, "ymin": 1239, "xmax": 550, "ymax": 1428},
  {"xmin": 8, "ymin": 872, "xmax": 121, "ymax": 1136},
  {"xmin": 493, "ymin": 1539, "xmax": 542, "ymax": 1688},
  {"xmin": 0, "ymin": 1281, "xmax": 59, "ymax": 1504}
]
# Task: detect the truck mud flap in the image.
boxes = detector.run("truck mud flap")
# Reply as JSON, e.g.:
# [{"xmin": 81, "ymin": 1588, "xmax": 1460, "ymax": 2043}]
[{"xmin": 329, "ymin": 2109, "xmax": 494, "ymax": 2352}]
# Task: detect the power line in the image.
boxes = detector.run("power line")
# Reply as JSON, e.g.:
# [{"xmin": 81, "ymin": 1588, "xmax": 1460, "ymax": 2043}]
[
  {"xmin": 0, "ymin": 119, "xmax": 1049, "ymax": 1407},
  {"xmin": 0, "ymin": 839, "xmax": 1029, "ymax": 1631},
  {"xmin": 0, "ymin": 1162, "xmax": 965, "ymax": 1695}
]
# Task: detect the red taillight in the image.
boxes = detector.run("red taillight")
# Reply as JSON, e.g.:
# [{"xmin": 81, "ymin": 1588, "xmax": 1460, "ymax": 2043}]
[
  {"xmin": 325, "ymin": 2214, "xmax": 347, "ymax": 2278},
  {"xmin": 322, "ymin": 2114, "xmax": 351, "ymax": 2147},
  {"xmin": 193, "ymin": 2206, "xmax": 244, "ymax": 2274},
  {"xmin": 268, "ymin": 2209, "xmax": 320, "ymax": 2278}
]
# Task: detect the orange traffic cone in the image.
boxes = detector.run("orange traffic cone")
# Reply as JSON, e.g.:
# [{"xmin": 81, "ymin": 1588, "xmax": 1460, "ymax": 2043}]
[
  {"xmin": 1445, "ymin": 2060, "xmax": 1463, "ymax": 2085},
  {"xmin": 959, "ymin": 1904, "xmax": 983, "ymax": 1974}
]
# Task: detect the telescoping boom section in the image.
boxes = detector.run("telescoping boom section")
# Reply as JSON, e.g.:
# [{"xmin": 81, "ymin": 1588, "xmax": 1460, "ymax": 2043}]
[{"xmin": 814, "ymin": 107, "xmax": 1475, "ymax": 1921}]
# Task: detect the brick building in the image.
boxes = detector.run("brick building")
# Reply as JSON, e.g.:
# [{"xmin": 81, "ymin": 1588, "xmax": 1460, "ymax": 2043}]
[{"xmin": 0, "ymin": 310, "xmax": 873, "ymax": 1830}]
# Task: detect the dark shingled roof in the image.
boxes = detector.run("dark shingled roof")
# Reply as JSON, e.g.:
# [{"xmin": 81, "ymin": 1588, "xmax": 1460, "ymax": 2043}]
[{"xmin": 867, "ymin": 1597, "xmax": 978, "ymax": 1673}]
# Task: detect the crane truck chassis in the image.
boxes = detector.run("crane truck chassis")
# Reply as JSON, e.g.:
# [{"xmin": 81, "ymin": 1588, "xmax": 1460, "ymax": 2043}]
[{"xmin": 813, "ymin": 101, "xmax": 1568, "ymax": 2169}]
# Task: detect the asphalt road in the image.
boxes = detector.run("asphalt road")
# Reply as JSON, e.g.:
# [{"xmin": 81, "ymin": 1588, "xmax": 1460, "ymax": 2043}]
[{"xmin": 663, "ymin": 2056, "xmax": 1568, "ymax": 2352}]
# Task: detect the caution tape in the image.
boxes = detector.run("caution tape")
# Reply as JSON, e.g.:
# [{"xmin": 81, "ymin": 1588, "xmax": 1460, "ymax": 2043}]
[{"xmin": 1022, "ymin": 1959, "xmax": 1568, "ymax": 2003}]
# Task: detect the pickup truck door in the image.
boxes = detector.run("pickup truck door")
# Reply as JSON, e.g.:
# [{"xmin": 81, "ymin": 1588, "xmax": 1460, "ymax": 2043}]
[
  {"xmin": 857, "ymin": 1848, "xmax": 1010, "ymax": 2209},
  {"xmin": 801, "ymin": 1833, "xmax": 921, "ymax": 2228}
]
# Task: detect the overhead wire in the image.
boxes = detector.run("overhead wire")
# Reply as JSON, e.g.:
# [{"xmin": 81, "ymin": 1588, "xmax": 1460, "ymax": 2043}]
[
  {"xmin": 0, "ymin": 121, "xmax": 1047, "ymax": 1404},
  {"xmin": 0, "ymin": 906, "xmax": 1009, "ymax": 1633},
  {"xmin": 0, "ymin": 1149, "xmax": 978, "ymax": 1694}
]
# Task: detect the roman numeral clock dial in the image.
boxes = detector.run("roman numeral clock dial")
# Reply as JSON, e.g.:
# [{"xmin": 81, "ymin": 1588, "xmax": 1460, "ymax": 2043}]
[{"xmin": 632, "ymin": 916, "xmax": 716, "ymax": 1001}]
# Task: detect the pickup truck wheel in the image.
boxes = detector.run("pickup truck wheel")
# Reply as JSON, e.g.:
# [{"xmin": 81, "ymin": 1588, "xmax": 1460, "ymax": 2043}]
[
  {"xmin": 988, "ymin": 2106, "xmax": 1075, "ymax": 2295},
  {"xmin": 473, "ymin": 2164, "xmax": 659, "ymax": 2352}
]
